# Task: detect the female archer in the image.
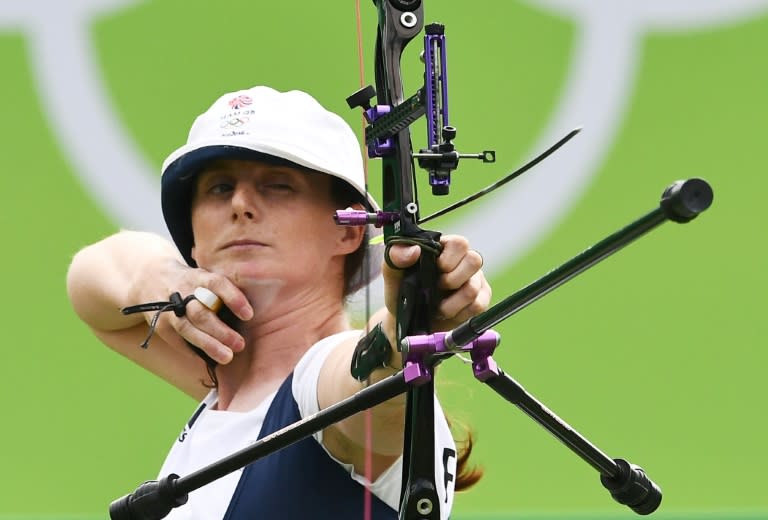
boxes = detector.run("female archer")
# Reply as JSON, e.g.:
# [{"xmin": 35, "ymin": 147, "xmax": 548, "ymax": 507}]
[{"xmin": 67, "ymin": 86, "xmax": 491, "ymax": 519}]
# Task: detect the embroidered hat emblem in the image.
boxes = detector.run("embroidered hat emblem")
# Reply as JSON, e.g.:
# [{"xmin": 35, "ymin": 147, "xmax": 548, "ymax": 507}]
[{"xmin": 228, "ymin": 95, "xmax": 253, "ymax": 110}]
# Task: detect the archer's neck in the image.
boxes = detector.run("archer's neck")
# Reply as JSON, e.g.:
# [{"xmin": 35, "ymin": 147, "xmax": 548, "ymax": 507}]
[{"xmin": 214, "ymin": 286, "xmax": 351, "ymax": 412}]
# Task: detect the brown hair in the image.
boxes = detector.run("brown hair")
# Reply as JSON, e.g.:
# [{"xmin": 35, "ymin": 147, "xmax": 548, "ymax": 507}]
[{"xmin": 450, "ymin": 420, "xmax": 484, "ymax": 491}]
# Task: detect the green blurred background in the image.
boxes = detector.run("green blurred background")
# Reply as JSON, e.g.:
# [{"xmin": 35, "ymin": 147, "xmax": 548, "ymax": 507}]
[{"xmin": 1, "ymin": 0, "xmax": 766, "ymax": 518}]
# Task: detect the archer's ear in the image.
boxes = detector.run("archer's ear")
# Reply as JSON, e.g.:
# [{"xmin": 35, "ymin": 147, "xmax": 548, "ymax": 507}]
[{"xmin": 336, "ymin": 203, "xmax": 366, "ymax": 254}]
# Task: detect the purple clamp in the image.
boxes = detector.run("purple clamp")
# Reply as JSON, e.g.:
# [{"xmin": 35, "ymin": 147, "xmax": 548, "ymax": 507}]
[
  {"xmin": 400, "ymin": 329, "xmax": 501, "ymax": 383},
  {"xmin": 334, "ymin": 209, "xmax": 400, "ymax": 227},
  {"xmin": 402, "ymin": 361, "xmax": 433, "ymax": 386},
  {"xmin": 365, "ymin": 105, "xmax": 394, "ymax": 157},
  {"xmin": 470, "ymin": 338, "xmax": 500, "ymax": 381},
  {"xmin": 401, "ymin": 331, "xmax": 450, "ymax": 355},
  {"xmin": 400, "ymin": 332, "xmax": 447, "ymax": 386}
]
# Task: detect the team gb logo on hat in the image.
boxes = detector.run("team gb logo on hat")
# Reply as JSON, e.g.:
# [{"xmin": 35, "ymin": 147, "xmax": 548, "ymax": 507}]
[{"xmin": 228, "ymin": 95, "xmax": 253, "ymax": 110}]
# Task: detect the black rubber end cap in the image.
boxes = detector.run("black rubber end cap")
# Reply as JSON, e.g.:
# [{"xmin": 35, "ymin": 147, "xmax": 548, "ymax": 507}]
[{"xmin": 660, "ymin": 178, "xmax": 714, "ymax": 223}]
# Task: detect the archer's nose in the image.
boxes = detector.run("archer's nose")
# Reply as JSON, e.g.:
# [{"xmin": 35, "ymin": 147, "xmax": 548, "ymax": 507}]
[{"xmin": 230, "ymin": 184, "xmax": 261, "ymax": 221}]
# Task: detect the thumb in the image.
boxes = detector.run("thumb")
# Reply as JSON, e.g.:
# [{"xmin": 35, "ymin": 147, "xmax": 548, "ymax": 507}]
[
  {"xmin": 382, "ymin": 244, "xmax": 421, "ymax": 314},
  {"xmin": 386, "ymin": 244, "xmax": 421, "ymax": 270}
]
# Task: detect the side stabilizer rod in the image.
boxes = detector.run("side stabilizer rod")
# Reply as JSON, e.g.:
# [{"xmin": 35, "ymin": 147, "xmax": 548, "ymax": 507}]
[{"xmin": 450, "ymin": 178, "xmax": 713, "ymax": 346}]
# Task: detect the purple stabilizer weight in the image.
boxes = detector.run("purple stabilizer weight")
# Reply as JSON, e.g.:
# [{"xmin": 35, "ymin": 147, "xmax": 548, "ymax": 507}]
[
  {"xmin": 365, "ymin": 105, "xmax": 394, "ymax": 157},
  {"xmin": 400, "ymin": 329, "xmax": 501, "ymax": 383},
  {"xmin": 334, "ymin": 209, "xmax": 400, "ymax": 227}
]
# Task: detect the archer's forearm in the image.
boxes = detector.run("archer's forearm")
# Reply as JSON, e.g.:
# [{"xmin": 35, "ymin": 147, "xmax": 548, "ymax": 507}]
[{"xmin": 66, "ymin": 230, "xmax": 183, "ymax": 332}]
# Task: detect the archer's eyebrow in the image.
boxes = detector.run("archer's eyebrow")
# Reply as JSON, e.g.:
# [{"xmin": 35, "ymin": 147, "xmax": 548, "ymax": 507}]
[{"xmin": 201, "ymin": 160, "xmax": 306, "ymax": 177}]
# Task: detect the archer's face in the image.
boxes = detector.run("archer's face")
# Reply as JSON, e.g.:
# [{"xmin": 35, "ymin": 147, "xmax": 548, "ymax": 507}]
[{"xmin": 189, "ymin": 159, "xmax": 360, "ymax": 295}]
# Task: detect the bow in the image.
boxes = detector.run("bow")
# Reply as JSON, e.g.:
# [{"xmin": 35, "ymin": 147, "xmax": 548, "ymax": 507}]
[
  {"xmin": 340, "ymin": 1, "xmax": 711, "ymax": 518},
  {"xmin": 340, "ymin": 1, "xmax": 577, "ymax": 517},
  {"xmin": 342, "ymin": 2, "xmax": 488, "ymax": 517},
  {"xmin": 340, "ymin": 0, "xmax": 561, "ymax": 514}
]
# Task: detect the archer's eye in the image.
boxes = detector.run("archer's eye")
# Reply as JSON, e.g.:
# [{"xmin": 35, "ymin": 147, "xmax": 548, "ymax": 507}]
[
  {"xmin": 265, "ymin": 183, "xmax": 295, "ymax": 192},
  {"xmin": 208, "ymin": 182, "xmax": 234, "ymax": 194}
]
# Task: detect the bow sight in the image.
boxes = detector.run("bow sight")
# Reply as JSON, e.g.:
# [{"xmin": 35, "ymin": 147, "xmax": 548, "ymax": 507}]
[{"xmin": 346, "ymin": 21, "xmax": 495, "ymax": 196}]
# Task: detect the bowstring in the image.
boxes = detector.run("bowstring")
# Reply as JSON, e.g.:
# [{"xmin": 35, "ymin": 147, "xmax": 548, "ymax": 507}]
[{"xmin": 353, "ymin": 1, "xmax": 374, "ymax": 519}]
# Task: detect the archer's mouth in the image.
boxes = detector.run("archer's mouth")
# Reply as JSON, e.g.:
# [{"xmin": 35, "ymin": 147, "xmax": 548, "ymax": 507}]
[{"xmin": 221, "ymin": 239, "xmax": 268, "ymax": 250}]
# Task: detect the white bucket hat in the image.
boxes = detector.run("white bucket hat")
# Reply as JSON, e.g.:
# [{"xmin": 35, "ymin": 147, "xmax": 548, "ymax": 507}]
[{"xmin": 161, "ymin": 86, "xmax": 382, "ymax": 293}]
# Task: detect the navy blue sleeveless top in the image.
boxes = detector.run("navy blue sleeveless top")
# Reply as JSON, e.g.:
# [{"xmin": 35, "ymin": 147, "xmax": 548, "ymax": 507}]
[{"xmin": 222, "ymin": 374, "xmax": 398, "ymax": 519}]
